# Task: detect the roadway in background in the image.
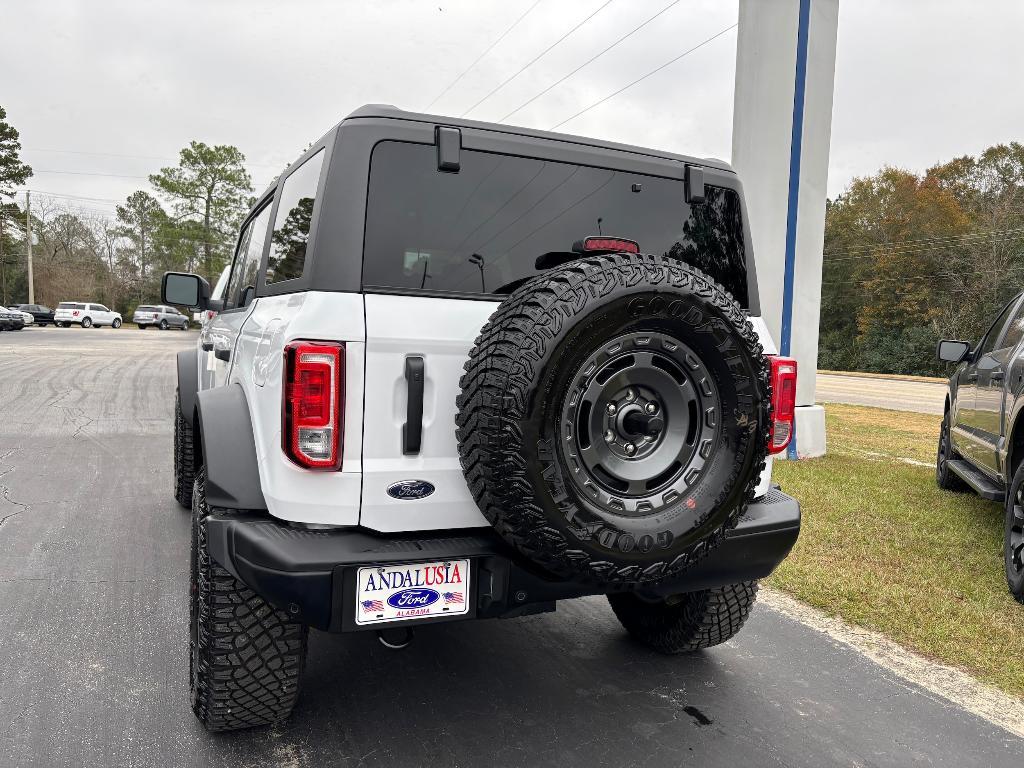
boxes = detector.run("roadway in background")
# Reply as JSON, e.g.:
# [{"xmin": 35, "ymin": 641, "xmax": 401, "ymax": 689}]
[{"xmin": 816, "ymin": 372, "xmax": 946, "ymax": 415}]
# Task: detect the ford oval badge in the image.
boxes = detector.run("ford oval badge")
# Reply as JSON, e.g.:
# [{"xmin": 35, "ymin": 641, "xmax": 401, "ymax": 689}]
[
  {"xmin": 387, "ymin": 588, "xmax": 439, "ymax": 609},
  {"xmin": 387, "ymin": 479, "xmax": 435, "ymax": 500}
]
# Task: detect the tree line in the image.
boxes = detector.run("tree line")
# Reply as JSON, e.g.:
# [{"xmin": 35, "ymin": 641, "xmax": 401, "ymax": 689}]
[
  {"xmin": 0, "ymin": 105, "xmax": 259, "ymax": 315},
  {"xmin": 2, "ymin": 102, "xmax": 1022, "ymax": 375},
  {"xmin": 820, "ymin": 142, "xmax": 1024, "ymax": 375}
]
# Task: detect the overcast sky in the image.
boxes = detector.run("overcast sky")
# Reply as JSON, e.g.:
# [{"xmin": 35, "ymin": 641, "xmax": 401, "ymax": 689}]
[{"xmin": 1, "ymin": 0, "xmax": 1022, "ymax": 218}]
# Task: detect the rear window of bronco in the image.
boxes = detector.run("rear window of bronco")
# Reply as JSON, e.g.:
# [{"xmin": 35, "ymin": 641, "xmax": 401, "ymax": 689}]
[{"xmin": 362, "ymin": 141, "xmax": 749, "ymax": 306}]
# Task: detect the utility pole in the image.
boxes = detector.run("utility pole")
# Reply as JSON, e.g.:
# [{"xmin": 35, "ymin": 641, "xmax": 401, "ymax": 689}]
[{"xmin": 25, "ymin": 190, "xmax": 34, "ymax": 304}]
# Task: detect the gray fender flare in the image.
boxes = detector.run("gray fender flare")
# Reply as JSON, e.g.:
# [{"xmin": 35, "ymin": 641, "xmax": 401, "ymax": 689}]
[
  {"xmin": 176, "ymin": 350, "xmax": 199, "ymax": 421},
  {"xmin": 196, "ymin": 384, "xmax": 268, "ymax": 510}
]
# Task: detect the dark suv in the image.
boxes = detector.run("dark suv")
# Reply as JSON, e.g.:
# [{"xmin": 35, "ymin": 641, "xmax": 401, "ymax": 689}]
[
  {"xmin": 936, "ymin": 293, "xmax": 1024, "ymax": 603},
  {"xmin": 10, "ymin": 304, "xmax": 54, "ymax": 326}
]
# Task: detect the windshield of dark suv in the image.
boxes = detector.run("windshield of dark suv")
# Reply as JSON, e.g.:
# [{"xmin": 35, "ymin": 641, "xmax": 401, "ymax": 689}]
[{"xmin": 362, "ymin": 141, "xmax": 749, "ymax": 306}]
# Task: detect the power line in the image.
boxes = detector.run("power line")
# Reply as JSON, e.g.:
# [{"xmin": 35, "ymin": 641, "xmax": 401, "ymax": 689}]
[
  {"xmin": 33, "ymin": 169, "xmax": 150, "ymax": 180},
  {"xmin": 499, "ymin": 0, "xmax": 681, "ymax": 123},
  {"xmin": 424, "ymin": 0, "xmax": 545, "ymax": 111},
  {"xmin": 824, "ymin": 230, "xmax": 1024, "ymax": 264},
  {"xmin": 548, "ymin": 22, "xmax": 737, "ymax": 130},
  {"xmin": 21, "ymin": 190, "xmax": 121, "ymax": 203},
  {"xmin": 24, "ymin": 147, "xmax": 286, "ymax": 169},
  {"xmin": 460, "ymin": 0, "xmax": 616, "ymax": 118},
  {"xmin": 823, "ymin": 263, "xmax": 1024, "ymax": 288},
  {"xmin": 825, "ymin": 226, "xmax": 1024, "ymax": 260}
]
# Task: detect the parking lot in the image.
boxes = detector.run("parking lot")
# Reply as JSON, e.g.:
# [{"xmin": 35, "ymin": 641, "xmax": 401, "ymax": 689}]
[{"xmin": 1, "ymin": 326, "xmax": 1022, "ymax": 767}]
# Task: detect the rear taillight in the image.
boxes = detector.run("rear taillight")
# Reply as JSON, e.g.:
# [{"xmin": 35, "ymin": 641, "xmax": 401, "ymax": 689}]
[
  {"xmin": 283, "ymin": 341, "xmax": 344, "ymax": 470},
  {"xmin": 768, "ymin": 356, "xmax": 797, "ymax": 454}
]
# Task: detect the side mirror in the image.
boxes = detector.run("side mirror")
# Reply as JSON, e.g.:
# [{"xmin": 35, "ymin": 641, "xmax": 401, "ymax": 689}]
[
  {"xmin": 162, "ymin": 271, "xmax": 211, "ymax": 310},
  {"xmin": 937, "ymin": 339, "xmax": 971, "ymax": 364}
]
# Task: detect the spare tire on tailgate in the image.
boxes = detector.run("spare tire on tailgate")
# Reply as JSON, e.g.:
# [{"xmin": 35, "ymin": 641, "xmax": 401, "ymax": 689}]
[{"xmin": 455, "ymin": 252, "xmax": 770, "ymax": 586}]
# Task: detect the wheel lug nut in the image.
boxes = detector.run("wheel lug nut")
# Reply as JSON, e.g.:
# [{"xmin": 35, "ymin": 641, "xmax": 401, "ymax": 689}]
[
  {"xmin": 625, "ymin": 389, "xmax": 636, "ymax": 402},
  {"xmin": 645, "ymin": 402, "xmax": 657, "ymax": 414},
  {"xmin": 604, "ymin": 430, "xmax": 615, "ymax": 443},
  {"xmin": 606, "ymin": 403, "xmax": 617, "ymax": 415},
  {"xmin": 624, "ymin": 443, "xmax": 636, "ymax": 455}
]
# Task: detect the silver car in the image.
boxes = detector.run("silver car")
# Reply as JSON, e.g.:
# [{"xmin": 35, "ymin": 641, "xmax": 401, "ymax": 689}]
[{"xmin": 133, "ymin": 305, "xmax": 189, "ymax": 330}]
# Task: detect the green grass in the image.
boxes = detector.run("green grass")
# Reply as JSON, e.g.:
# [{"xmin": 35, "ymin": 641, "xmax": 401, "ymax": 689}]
[{"xmin": 770, "ymin": 402, "xmax": 1024, "ymax": 698}]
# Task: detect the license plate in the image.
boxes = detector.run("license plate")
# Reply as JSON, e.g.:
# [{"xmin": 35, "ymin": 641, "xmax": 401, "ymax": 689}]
[{"xmin": 355, "ymin": 559, "xmax": 471, "ymax": 626}]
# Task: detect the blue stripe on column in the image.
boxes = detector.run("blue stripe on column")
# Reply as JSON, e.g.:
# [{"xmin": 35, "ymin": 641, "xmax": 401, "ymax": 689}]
[{"xmin": 783, "ymin": 0, "xmax": 811, "ymax": 459}]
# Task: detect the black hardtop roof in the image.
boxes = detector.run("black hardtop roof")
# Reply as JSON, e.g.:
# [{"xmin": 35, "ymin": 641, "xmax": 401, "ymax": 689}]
[
  {"xmin": 340, "ymin": 104, "xmax": 735, "ymax": 173},
  {"xmin": 255, "ymin": 104, "xmax": 734, "ymax": 204}
]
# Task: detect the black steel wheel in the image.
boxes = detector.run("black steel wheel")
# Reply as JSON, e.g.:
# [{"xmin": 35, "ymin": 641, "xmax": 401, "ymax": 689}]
[
  {"xmin": 936, "ymin": 409, "xmax": 968, "ymax": 492},
  {"xmin": 1006, "ymin": 462, "xmax": 1024, "ymax": 604},
  {"xmin": 560, "ymin": 331, "xmax": 720, "ymax": 518}
]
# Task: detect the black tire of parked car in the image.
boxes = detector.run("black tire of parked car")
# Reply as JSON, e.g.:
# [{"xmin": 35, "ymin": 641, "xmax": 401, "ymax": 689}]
[
  {"xmin": 138, "ymin": 325, "xmax": 147, "ymax": 330},
  {"xmin": 607, "ymin": 581, "xmax": 758, "ymax": 653},
  {"xmin": 455, "ymin": 253, "xmax": 771, "ymax": 586},
  {"xmin": 936, "ymin": 409, "xmax": 969, "ymax": 492},
  {"xmin": 81, "ymin": 317, "xmax": 92, "ymax": 328},
  {"xmin": 160, "ymin": 319, "xmax": 168, "ymax": 330},
  {"xmin": 1004, "ymin": 461, "xmax": 1024, "ymax": 604},
  {"xmin": 190, "ymin": 468, "xmax": 308, "ymax": 731},
  {"xmin": 174, "ymin": 388, "xmax": 196, "ymax": 509},
  {"xmin": 112, "ymin": 318, "xmax": 121, "ymax": 329}
]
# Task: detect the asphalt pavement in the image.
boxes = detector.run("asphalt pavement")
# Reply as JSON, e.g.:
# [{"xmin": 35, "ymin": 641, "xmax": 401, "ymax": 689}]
[
  {"xmin": 0, "ymin": 326, "xmax": 1021, "ymax": 767},
  {"xmin": 816, "ymin": 372, "xmax": 947, "ymax": 414}
]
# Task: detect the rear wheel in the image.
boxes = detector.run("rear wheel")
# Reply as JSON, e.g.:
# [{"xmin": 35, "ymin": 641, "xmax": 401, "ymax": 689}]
[
  {"xmin": 936, "ymin": 409, "xmax": 968, "ymax": 491},
  {"xmin": 1005, "ymin": 462, "xmax": 1024, "ymax": 604},
  {"xmin": 608, "ymin": 581, "xmax": 758, "ymax": 653},
  {"xmin": 81, "ymin": 317, "xmax": 92, "ymax": 328},
  {"xmin": 190, "ymin": 469, "xmax": 308, "ymax": 731},
  {"xmin": 160, "ymin": 319, "xmax": 168, "ymax": 330}
]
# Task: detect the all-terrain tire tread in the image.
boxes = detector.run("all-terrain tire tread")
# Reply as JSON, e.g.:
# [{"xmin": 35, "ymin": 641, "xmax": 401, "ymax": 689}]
[
  {"xmin": 190, "ymin": 470, "xmax": 307, "ymax": 732},
  {"xmin": 607, "ymin": 581, "xmax": 758, "ymax": 653}
]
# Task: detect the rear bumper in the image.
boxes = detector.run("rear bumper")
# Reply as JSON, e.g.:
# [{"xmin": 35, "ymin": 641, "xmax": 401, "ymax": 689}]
[{"xmin": 206, "ymin": 489, "xmax": 800, "ymax": 632}]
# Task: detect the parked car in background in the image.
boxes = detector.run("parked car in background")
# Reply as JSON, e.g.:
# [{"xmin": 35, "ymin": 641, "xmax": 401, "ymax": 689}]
[
  {"xmin": 7, "ymin": 307, "xmax": 34, "ymax": 326},
  {"xmin": 10, "ymin": 304, "xmax": 54, "ymax": 325},
  {"xmin": 133, "ymin": 305, "xmax": 189, "ymax": 330},
  {"xmin": 0, "ymin": 307, "xmax": 21, "ymax": 331},
  {"xmin": 53, "ymin": 302, "xmax": 122, "ymax": 328},
  {"xmin": 937, "ymin": 292, "xmax": 1024, "ymax": 604}
]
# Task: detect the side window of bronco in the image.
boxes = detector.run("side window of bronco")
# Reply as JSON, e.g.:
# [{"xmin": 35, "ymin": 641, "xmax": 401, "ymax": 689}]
[
  {"xmin": 265, "ymin": 149, "xmax": 325, "ymax": 285},
  {"xmin": 225, "ymin": 203, "xmax": 272, "ymax": 310}
]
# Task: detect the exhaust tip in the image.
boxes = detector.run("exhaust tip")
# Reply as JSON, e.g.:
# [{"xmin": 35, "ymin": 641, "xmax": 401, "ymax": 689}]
[{"xmin": 377, "ymin": 627, "xmax": 414, "ymax": 650}]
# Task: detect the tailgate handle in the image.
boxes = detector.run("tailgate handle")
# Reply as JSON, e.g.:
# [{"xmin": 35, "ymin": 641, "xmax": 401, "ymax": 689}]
[
  {"xmin": 201, "ymin": 340, "xmax": 214, "ymax": 351},
  {"xmin": 403, "ymin": 356, "xmax": 425, "ymax": 455},
  {"xmin": 991, "ymin": 370, "xmax": 1005, "ymax": 382}
]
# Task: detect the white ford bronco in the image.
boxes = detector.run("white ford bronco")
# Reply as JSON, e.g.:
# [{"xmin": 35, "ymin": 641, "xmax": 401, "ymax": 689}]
[{"xmin": 163, "ymin": 105, "xmax": 801, "ymax": 732}]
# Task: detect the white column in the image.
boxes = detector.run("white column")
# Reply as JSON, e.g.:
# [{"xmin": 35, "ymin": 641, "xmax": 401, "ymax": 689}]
[{"xmin": 732, "ymin": 0, "xmax": 838, "ymax": 458}]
